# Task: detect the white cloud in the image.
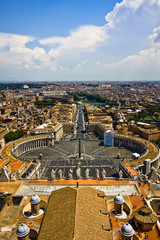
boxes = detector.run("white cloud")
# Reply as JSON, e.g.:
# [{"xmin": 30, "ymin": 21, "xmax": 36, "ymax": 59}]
[
  {"xmin": 0, "ymin": 32, "xmax": 35, "ymax": 49},
  {"xmin": 150, "ymin": 0, "xmax": 160, "ymax": 6},
  {"xmin": 1, "ymin": 0, "xmax": 160, "ymax": 81},
  {"xmin": 75, "ymin": 64, "xmax": 81, "ymax": 69},
  {"xmin": 105, "ymin": 48, "xmax": 160, "ymax": 67},
  {"xmin": 122, "ymin": 48, "xmax": 160, "ymax": 65},
  {"xmin": 105, "ymin": 0, "xmax": 160, "ymax": 28},
  {"xmin": 9, "ymin": 46, "xmax": 50, "ymax": 70},
  {"xmin": 105, "ymin": 0, "xmax": 145, "ymax": 28},
  {"xmin": 40, "ymin": 25, "xmax": 108, "ymax": 58},
  {"xmin": 148, "ymin": 25, "xmax": 160, "ymax": 46},
  {"xmin": 50, "ymin": 66, "xmax": 57, "ymax": 71},
  {"xmin": 0, "ymin": 33, "xmax": 49, "ymax": 71},
  {"xmin": 59, "ymin": 66, "xmax": 69, "ymax": 71},
  {"xmin": 48, "ymin": 49, "xmax": 59, "ymax": 59},
  {"xmin": 103, "ymin": 47, "xmax": 160, "ymax": 81}
]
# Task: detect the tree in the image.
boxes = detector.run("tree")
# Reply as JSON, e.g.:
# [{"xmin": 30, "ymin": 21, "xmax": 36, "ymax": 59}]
[
  {"xmin": 4, "ymin": 131, "xmax": 15, "ymax": 143},
  {"xmin": 73, "ymin": 94, "xmax": 80, "ymax": 101},
  {"xmin": 4, "ymin": 130, "xmax": 25, "ymax": 143}
]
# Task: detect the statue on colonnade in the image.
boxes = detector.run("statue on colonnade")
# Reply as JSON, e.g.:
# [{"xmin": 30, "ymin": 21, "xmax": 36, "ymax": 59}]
[
  {"xmin": 102, "ymin": 168, "xmax": 106, "ymax": 180},
  {"xmin": 51, "ymin": 169, "xmax": 56, "ymax": 180}
]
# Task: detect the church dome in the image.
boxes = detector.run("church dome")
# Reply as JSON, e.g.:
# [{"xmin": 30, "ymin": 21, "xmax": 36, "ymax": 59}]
[
  {"xmin": 114, "ymin": 194, "xmax": 124, "ymax": 204},
  {"xmin": 120, "ymin": 223, "xmax": 134, "ymax": 237},
  {"xmin": 16, "ymin": 223, "xmax": 30, "ymax": 237},
  {"xmin": 30, "ymin": 194, "xmax": 40, "ymax": 204}
]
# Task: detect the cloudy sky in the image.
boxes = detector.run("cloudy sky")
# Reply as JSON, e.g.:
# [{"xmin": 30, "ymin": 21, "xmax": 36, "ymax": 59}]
[{"xmin": 0, "ymin": 0, "xmax": 160, "ymax": 82}]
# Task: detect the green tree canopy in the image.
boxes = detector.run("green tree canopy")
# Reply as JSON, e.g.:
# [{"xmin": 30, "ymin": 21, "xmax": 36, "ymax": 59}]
[{"xmin": 4, "ymin": 130, "xmax": 25, "ymax": 143}]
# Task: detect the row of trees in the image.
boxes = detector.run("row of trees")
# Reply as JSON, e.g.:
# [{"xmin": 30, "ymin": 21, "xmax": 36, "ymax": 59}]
[
  {"xmin": 4, "ymin": 130, "xmax": 25, "ymax": 143},
  {"xmin": 69, "ymin": 92, "xmax": 118, "ymax": 107},
  {"xmin": 128, "ymin": 103, "xmax": 160, "ymax": 123},
  {"xmin": 142, "ymin": 103, "xmax": 160, "ymax": 116},
  {"xmin": 0, "ymin": 83, "xmax": 45, "ymax": 90}
]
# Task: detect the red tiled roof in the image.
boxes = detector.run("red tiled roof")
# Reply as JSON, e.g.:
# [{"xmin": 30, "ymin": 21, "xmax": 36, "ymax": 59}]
[{"xmin": 126, "ymin": 167, "xmax": 137, "ymax": 176}]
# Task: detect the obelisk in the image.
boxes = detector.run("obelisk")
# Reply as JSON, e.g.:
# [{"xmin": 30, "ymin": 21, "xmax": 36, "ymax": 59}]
[{"xmin": 79, "ymin": 137, "xmax": 81, "ymax": 159}]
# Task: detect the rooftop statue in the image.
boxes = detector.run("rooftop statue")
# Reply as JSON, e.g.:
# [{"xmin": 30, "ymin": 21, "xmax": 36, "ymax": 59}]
[
  {"xmin": 76, "ymin": 167, "xmax": 81, "ymax": 179},
  {"xmin": 96, "ymin": 168, "xmax": 100, "ymax": 179},
  {"xmin": 58, "ymin": 169, "xmax": 63, "ymax": 179},
  {"xmin": 51, "ymin": 169, "xmax": 56, "ymax": 180},
  {"xmin": 35, "ymin": 170, "xmax": 40, "ymax": 180},
  {"xmin": 68, "ymin": 168, "xmax": 73, "ymax": 179},
  {"xmin": 119, "ymin": 169, "xmax": 123, "ymax": 179},
  {"xmin": 85, "ymin": 168, "xmax": 90, "ymax": 179},
  {"xmin": 102, "ymin": 168, "xmax": 106, "ymax": 180}
]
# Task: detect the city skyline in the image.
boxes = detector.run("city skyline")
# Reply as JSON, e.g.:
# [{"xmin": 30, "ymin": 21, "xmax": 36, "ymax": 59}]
[{"xmin": 0, "ymin": 0, "xmax": 160, "ymax": 82}]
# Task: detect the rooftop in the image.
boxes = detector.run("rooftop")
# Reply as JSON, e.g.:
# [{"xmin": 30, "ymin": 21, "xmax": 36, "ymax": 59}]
[
  {"xmin": 0, "ymin": 179, "xmax": 158, "ymax": 240},
  {"xmin": 38, "ymin": 187, "xmax": 112, "ymax": 240}
]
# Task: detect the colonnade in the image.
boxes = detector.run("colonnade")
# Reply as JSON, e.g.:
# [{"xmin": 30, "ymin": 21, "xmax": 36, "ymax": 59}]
[
  {"xmin": 114, "ymin": 135, "xmax": 147, "ymax": 155},
  {"xmin": 114, "ymin": 135, "xmax": 160, "ymax": 170},
  {"xmin": 12, "ymin": 137, "xmax": 54, "ymax": 158}
]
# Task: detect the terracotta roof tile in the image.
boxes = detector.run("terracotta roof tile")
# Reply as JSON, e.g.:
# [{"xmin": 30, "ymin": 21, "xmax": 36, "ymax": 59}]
[{"xmin": 38, "ymin": 187, "xmax": 112, "ymax": 240}]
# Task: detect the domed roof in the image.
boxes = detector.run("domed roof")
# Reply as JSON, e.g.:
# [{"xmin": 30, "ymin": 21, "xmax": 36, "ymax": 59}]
[
  {"xmin": 140, "ymin": 206, "xmax": 152, "ymax": 215},
  {"xmin": 120, "ymin": 223, "xmax": 134, "ymax": 237},
  {"xmin": 114, "ymin": 194, "xmax": 124, "ymax": 204},
  {"xmin": 30, "ymin": 194, "xmax": 40, "ymax": 204},
  {"xmin": 133, "ymin": 206, "xmax": 158, "ymax": 224},
  {"xmin": 16, "ymin": 223, "xmax": 30, "ymax": 237}
]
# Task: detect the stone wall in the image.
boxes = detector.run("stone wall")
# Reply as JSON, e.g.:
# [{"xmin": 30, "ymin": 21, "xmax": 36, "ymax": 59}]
[{"xmin": 63, "ymin": 123, "xmax": 76, "ymax": 134}]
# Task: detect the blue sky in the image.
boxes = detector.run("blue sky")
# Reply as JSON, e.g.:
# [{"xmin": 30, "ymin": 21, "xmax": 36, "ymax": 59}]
[
  {"xmin": 0, "ymin": 0, "xmax": 160, "ymax": 82},
  {"xmin": 0, "ymin": 0, "xmax": 118, "ymax": 37}
]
